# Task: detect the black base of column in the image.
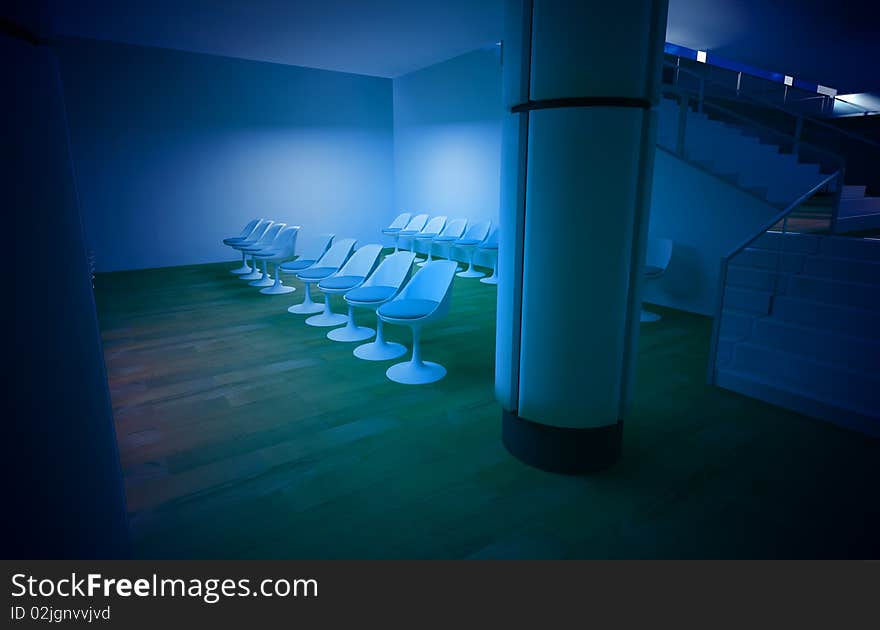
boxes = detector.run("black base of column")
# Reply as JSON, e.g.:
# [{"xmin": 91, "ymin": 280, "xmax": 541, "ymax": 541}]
[{"xmin": 502, "ymin": 410, "xmax": 622, "ymax": 474}]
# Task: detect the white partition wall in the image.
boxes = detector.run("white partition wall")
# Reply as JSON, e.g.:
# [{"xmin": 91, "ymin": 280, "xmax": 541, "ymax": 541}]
[{"xmin": 496, "ymin": 0, "xmax": 668, "ymax": 473}]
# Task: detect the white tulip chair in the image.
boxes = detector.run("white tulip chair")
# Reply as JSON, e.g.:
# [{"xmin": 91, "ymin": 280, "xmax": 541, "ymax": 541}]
[
  {"xmin": 452, "ymin": 220, "xmax": 491, "ymax": 278},
  {"xmin": 422, "ymin": 218, "xmax": 467, "ymax": 267},
  {"xmin": 310, "ymin": 244, "xmax": 383, "ymax": 328},
  {"xmin": 339, "ymin": 251, "xmax": 417, "ymax": 351},
  {"xmin": 378, "ymin": 260, "xmax": 458, "ymax": 384},
  {"xmin": 272, "ymin": 233, "xmax": 334, "ymax": 295},
  {"xmin": 287, "ymin": 238, "xmax": 356, "ymax": 315}
]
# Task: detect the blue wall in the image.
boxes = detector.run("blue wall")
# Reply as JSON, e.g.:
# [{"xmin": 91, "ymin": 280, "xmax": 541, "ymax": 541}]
[
  {"xmin": 392, "ymin": 46, "xmax": 502, "ymax": 264},
  {"xmin": 644, "ymin": 150, "xmax": 778, "ymax": 315},
  {"xmin": 58, "ymin": 39, "xmax": 394, "ymax": 272}
]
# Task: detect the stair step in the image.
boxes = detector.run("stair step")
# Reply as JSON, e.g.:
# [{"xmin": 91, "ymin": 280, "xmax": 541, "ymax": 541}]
[
  {"xmin": 726, "ymin": 265, "xmax": 779, "ymax": 292},
  {"xmin": 719, "ymin": 308, "xmax": 757, "ymax": 339},
  {"xmin": 841, "ymin": 185, "xmax": 867, "ymax": 199},
  {"xmin": 802, "ymin": 255, "xmax": 880, "ymax": 285},
  {"xmin": 730, "ymin": 342, "xmax": 879, "ymax": 413},
  {"xmin": 717, "ymin": 336, "xmax": 736, "ymax": 366},
  {"xmin": 751, "ymin": 317, "xmax": 880, "ymax": 372},
  {"xmin": 818, "ymin": 236, "xmax": 880, "ymax": 262},
  {"xmin": 786, "ymin": 274, "xmax": 880, "ymax": 311},
  {"xmin": 839, "ymin": 197, "xmax": 880, "ymax": 216},
  {"xmin": 716, "ymin": 367, "xmax": 880, "ymax": 437},
  {"xmin": 772, "ymin": 295, "xmax": 880, "ymax": 338},
  {"xmin": 732, "ymin": 248, "xmax": 805, "ymax": 272},
  {"xmin": 725, "ymin": 287, "xmax": 772, "ymax": 314},
  {"xmin": 753, "ymin": 231, "xmax": 821, "ymax": 254}
]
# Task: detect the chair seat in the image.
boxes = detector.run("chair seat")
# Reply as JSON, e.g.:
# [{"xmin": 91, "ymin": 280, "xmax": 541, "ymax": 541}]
[
  {"xmin": 346, "ymin": 285, "xmax": 397, "ymax": 303},
  {"xmin": 397, "ymin": 230, "xmax": 420, "ymax": 236},
  {"xmin": 297, "ymin": 266, "xmax": 337, "ymax": 280},
  {"xmin": 480, "ymin": 243, "xmax": 499, "ymax": 250},
  {"xmin": 382, "ymin": 228, "xmax": 403, "ymax": 234},
  {"xmin": 234, "ymin": 240, "xmax": 260, "ymax": 249},
  {"xmin": 454, "ymin": 238, "xmax": 481, "ymax": 246},
  {"xmin": 433, "ymin": 235, "xmax": 458, "ymax": 242},
  {"xmin": 644, "ymin": 265, "xmax": 664, "ymax": 278},
  {"xmin": 279, "ymin": 259, "xmax": 316, "ymax": 272},
  {"xmin": 414, "ymin": 233, "xmax": 439, "ymax": 240},
  {"xmin": 379, "ymin": 299, "xmax": 440, "ymax": 320},
  {"xmin": 223, "ymin": 237, "xmax": 247, "ymax": 245},
  {"xmin": 320, "ymin": 275, "xmax": 364, "ymax": 290}
]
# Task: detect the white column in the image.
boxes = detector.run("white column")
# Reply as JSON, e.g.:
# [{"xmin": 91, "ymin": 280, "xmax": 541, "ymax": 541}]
[{"xmin": 496, "ymin": 0, "xmax": 668, "ymax": 473}]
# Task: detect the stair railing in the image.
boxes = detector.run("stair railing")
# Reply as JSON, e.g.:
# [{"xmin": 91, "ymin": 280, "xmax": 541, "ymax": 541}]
[
  {"xmin": 663, "ymin": 69, "xmax": 847, "ymax": 174},
  {"xmin": 665, "ymin": 59, "xmax": 880, "ymax": 198},
  {"xmin": 706, "ymin": 169, "xmax": 843, "ymax": 385},
  {"xmin": 665, "ymin": 57, "xmax": 880, "ymax": 147}
]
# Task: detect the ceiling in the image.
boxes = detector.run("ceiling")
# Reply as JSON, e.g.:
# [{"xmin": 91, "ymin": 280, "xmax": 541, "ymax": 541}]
[
  {"xmin": 41, "ymin": 0, "xmax": 504, "ymax": 79},
  {"xmin": 29, "ymin": 0, "xmax": 880, "ymax": 91}
]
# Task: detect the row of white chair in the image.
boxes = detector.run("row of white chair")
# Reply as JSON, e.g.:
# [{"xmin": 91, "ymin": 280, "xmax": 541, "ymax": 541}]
[
  {"xmin": 381, "ymin": 213, "xmax": 499, "ymax": 285},
  {"xmin": 222, "ymin": 220, "xmax": 460, "ymax": 384}
]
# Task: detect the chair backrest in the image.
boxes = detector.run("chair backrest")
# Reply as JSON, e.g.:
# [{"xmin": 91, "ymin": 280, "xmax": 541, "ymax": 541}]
[
  {"xmin": 403, "ymin": 214, "xmax": 429, "ymax": 232},
  {"xmin": 364, "ymin": 251, "xmax": 417, "ymax": 290},
  {"xmin": 480, "ymin": 226, "xmax": 498, "ymax": 248},
  {"xmin": 256, "ymin": 222, "xmax": 285, "ymax": 248},
  {"xmin": 462, "ymin": 219, "xmax": 491, "ymax": 242},
  {"xmin": 421, "ymin": 215, "xmax": 447, "ymax": 234},
  {"xmin": 398, "ymin": 260, "xmax": 458, "ymax": 307},
  {"xmin": 244, "ymin": 220, "xmax": 273, "ymax": 243},
  {"xmin": 315, "ymin": 238, "xmax": 357, "ymax": 269},
  {"xmin": 269, "ymin": 226, "xmax": 300, "ymax": 258},
  {"xmin": 296, "ymin": 233, "xmax": 334, "ymax": 261},
  {"xmin": 237, "ymin": 218, "xmax": 260, "ymax": 238},
  {"xmin": 337, "ymin": 244, "xmax": 383, "ymax": 278},
  {"xmin": 387, "ymin": 213, "xmax": 412, "ymax": 229},
  {"xmin": 441, "ymin": 218, "xmax": 468, "ymax": 238},
  {"xmin": 646, "ymin": 237, "xmax": 673, "ymax": 271}
]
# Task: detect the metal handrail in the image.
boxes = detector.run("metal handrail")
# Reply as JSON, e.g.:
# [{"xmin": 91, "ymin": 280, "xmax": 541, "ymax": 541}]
[
  {"xmin": 723, "ymin": 170, "xmax": 841, "ymax": 262},
  {"xmin": 665, "ymin": 60, "xmax": 880, "ymax": 151},
  {"xmin": 705, "ymin": 169, "xmax": 842, "ymax": 385}
]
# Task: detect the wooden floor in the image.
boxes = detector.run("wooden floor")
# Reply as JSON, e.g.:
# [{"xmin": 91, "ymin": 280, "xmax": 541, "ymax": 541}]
[{"xmin": 94, "ymin": 258, "xmax": 880, "ymax": 558}]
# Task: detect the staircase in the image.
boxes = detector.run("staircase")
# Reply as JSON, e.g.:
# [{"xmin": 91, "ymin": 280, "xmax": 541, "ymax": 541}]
[
  {"xmin": 657, "ymin": 95, "xmax": 831, "ymax": 212},
  {"xmin": 712, "ymin": 233, "xmax": 880, "ymax": 436},
  {"xmin": 837, "ymin": 185, "xmax": 880, "ymax": 235},
  {"xmin": 656, "ymin": 67, "xmax": 880, "ymax": 436}
]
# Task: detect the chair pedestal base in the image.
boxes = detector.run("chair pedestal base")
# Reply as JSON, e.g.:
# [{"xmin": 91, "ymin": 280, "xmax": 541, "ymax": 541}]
[
  {"xmin": 457, "ymin": 267, "xmax": 484, "ymax": 279},
  {"xmin": 386, "ymin": 360, "xmax": 446, "ymax": 385},
  {"xmin": 288, "ymin": 284, "xmax": 324, "ymax": 314},
  {"xmin": 640, "ymin": 309, "xmax": 661, "ymax": 323},
  {"xmin": 306, "ymin": 295, "xmax": 348, "ymax": 327},
  {"xmin": 260, "ymin": 284, "xmax": 295, "ymax": 295},
  {"xmin": 328, "ymin": 324, "xmax": 374, "ymax": 342},
  {"xmin": 248, "ymin": 276, "xmax": 274, "ymax": 287},
  {"xmin": 480, "ymin": 274, "xmax": 498, "ymax": 285},
  {"xmin": 306, "ymin": 311, "xmax": 348, "ymax": 327},
  {"xmin": 354, "ymin": 341, "xmax": 406, "ymax": 361},
  {"xmin": 240, "ymin": 269, "xmax": 263, "ymax": 280},
  {"xmin": 289, "ymin": 303, "xmax": 324, "ymax": 314},
  {"xmin": 230, "ymin": 253, "xmax": 250, "ymax": 274}
]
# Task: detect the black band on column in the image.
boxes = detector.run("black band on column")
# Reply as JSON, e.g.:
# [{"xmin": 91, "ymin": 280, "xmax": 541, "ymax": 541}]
[
  {"xmin": 0, "ymin": 18, "xmax": 42, "ymax": 45},
  {"xmin": 502, "ymin": 409, "xmax": 622, "ymax": 474},
  {"xmin": 511, "ymin": 96, "xmax": 652, "ymax": 113}
]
